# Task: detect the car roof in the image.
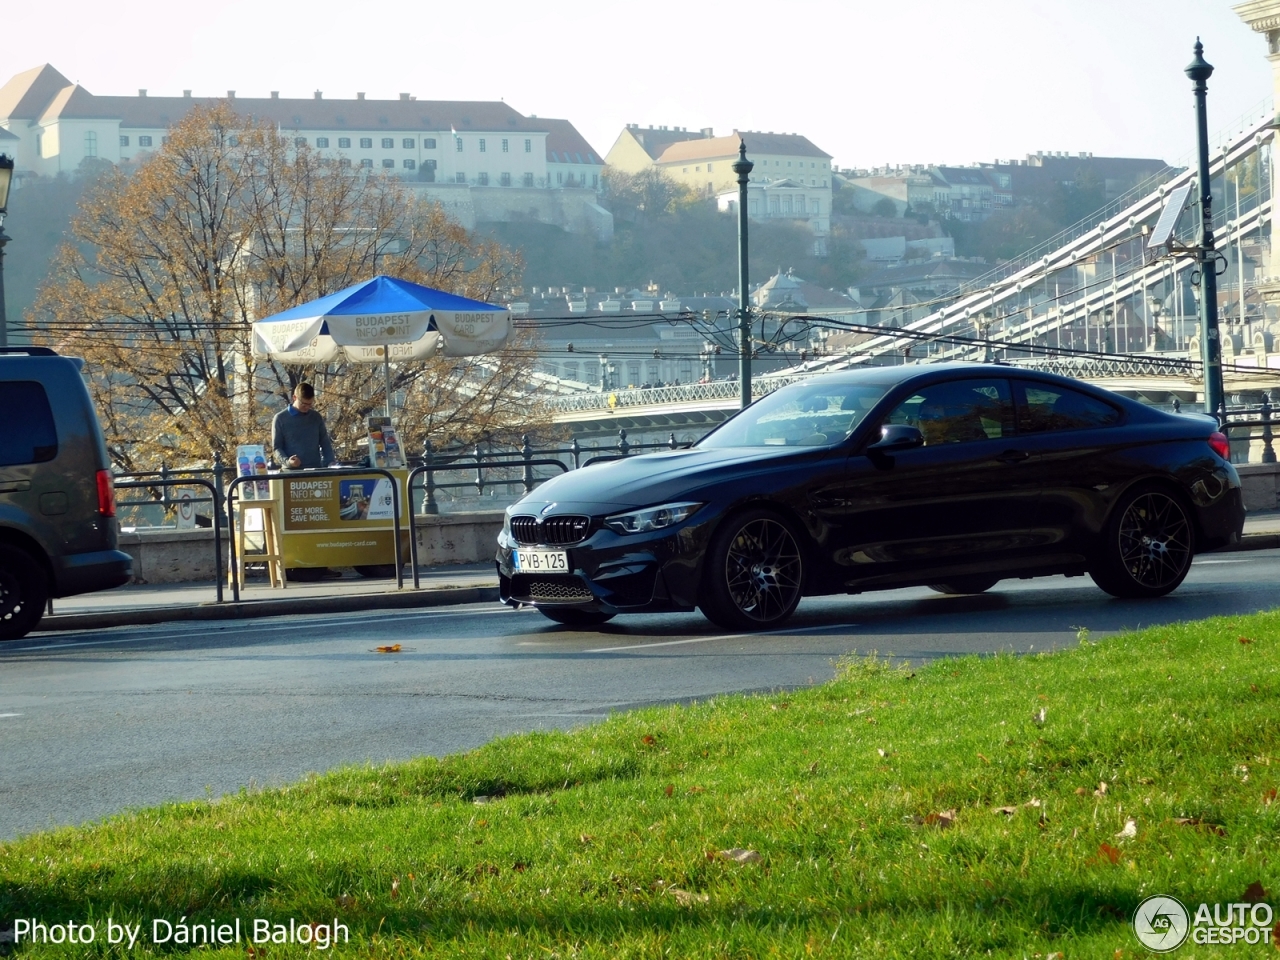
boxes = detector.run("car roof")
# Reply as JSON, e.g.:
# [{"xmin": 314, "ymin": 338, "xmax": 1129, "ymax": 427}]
[{"xmin": 782, "ymin": 361, "xmax": 1167, "ymax": 419}]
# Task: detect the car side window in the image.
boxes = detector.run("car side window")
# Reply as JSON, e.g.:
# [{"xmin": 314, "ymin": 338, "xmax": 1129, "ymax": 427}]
[
  {"xmin": 884, "ymin": 379, "xmax": 1013, "ymax": 446},
  {"xmin": 0, "ymin": 381, "xmax": 58, "ymax": 466},
  {"xmin": 1015, "ymin": 381, "xmax": 1121, "ymax": 434}
]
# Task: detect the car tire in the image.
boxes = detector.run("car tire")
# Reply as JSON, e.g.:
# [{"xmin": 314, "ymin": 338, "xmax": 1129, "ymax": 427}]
[
  {"xmin": 0, "ymin": 545, "xmax": 48, "ymax": 641},
  {"xmin": 1090, "ymin": 484, "xmax": 1194, "ymax": 599},
  {"xmin": 928, "ymin": 576, "xmax": 999, "ymax": 595},
  {"xmin": 537, "ymin": 607, "xmax": 616, "ymax": 627},
  {"xmin": 700, "ymin": 508, "xmax": 804, "ymax": 631}
]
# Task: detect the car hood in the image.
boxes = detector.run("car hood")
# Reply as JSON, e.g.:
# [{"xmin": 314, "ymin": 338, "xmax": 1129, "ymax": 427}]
[{"xmin": 511, "ymin": 446, "xmax": 821, "ymax": 515}]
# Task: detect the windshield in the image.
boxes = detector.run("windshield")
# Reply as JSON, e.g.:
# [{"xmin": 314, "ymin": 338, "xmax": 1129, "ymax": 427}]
[{"xmin": 697, "ymin": 380, "xmax": 889, "ymax": 449}]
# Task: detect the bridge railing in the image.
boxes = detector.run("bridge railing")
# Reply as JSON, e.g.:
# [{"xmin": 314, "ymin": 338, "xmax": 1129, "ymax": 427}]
[{"xmin": 548, "ymin": 374, "xmax": 809, "ymax": 415}]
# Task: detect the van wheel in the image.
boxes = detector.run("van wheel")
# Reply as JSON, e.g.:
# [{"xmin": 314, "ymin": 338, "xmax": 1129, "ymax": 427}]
[{"xmin": 0, "ymin": 545, "xmax": 48, "ymax": 641}]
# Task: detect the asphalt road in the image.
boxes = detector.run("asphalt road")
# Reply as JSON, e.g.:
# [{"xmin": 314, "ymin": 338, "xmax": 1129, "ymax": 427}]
[{"xmin": 2, "ymin": 549, "xmax": 1278, "ymax": 841}]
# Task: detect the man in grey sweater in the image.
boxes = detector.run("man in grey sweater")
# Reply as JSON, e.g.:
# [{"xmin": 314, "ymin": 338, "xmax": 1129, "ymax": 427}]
[{"xmin": 272, "ymin": 383, "xmax": 337, "ymax": 470}]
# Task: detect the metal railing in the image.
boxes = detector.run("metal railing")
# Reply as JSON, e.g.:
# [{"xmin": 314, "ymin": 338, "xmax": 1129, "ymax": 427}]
[
  {"xmin": 1222, "ymin": 393, "xmax": 1280, "ymax": 465},
  {"xmin": 113, "ymin": 477, "xmax": 225, "ymax": 602}
]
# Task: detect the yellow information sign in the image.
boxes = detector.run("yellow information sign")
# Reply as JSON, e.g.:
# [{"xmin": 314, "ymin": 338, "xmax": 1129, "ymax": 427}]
[{"xmin": 277, "ymin": 472, "xmax": 408, "ymax": 568}]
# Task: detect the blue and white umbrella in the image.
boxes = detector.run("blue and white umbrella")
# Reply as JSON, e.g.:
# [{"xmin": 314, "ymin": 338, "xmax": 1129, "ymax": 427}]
[
  {"xmin": 251, "ymin": 275, "xmax": 511, "ymax": 363},
  {"xmin": 251, "ymin": 276, "xmax": 512, "ymax": 416}
]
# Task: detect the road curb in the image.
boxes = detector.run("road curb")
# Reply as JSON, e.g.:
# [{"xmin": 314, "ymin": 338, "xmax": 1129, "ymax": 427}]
[{"xmin": 35, "ymin": 585, "xmax": 501, "ymax": 632}]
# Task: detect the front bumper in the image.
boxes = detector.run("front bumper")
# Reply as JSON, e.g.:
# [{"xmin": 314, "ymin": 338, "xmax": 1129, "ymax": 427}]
[{"xmin": 496, "ymin": 516, "xmax": 710, "ymax": 613}]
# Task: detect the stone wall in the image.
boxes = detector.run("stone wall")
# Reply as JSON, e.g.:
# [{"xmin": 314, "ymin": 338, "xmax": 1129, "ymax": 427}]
[{"xmin": 120, "ymin": 512, "xmax": 505, "ymax": 584}]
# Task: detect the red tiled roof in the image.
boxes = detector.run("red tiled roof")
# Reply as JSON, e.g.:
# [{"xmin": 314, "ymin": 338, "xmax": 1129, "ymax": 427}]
[
  {"xmin": 49, "ymin": 92, "xmax": 539, "ymax": 133},
  {"xmin": 0, "ymin": 64, "xmax": 73, "ymax": 120},
  {"xmin": 658, "ymin": 131, "xmax": 830, "ymax": 164},
  {"xmin": 541, "ymin": 117, "xmax": 602, "ymax": 164}
]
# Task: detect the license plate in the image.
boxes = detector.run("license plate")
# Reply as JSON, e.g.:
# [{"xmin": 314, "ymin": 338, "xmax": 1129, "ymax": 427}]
[{"xmin": 513, "ymin": 548, "xmax": 569, "ymax": 572}]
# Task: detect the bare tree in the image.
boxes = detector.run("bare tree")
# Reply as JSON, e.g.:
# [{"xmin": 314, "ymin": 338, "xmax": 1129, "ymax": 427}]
[{"xmin": 32, "ymin": 103, "xmax": 545, "ymax": 469}]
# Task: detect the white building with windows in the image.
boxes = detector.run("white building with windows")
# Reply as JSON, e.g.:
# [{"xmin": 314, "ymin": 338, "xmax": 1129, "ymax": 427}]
[{"xmin": 0, "ymin": 64, "xmax": 611, "ymax": 237}]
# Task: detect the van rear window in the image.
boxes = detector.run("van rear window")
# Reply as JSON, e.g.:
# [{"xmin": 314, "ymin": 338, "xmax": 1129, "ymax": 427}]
[{"xmin": 0, "ymin": 381, "xmax": 58, "ymax": 465}]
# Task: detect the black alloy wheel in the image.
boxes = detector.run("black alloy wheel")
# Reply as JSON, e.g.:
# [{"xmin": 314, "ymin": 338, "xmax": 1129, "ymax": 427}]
[
  {"xmin": 538, "ymin": 607, "xmax": 616, "ymax": 627},
  {"xmin": 928, "ymin": 576, "xmax": 1000, "ymax": 595},
  {"xmin": 1091, "ymin": 486, "xmax": 1194, "ymax": 599},
  {"xmin": 701, "ymin": 508, "xmax": 804, "ymax": 630},
  {"xmin": 0, "ymin": 545, "xmax": 48, "ymax": 641}
]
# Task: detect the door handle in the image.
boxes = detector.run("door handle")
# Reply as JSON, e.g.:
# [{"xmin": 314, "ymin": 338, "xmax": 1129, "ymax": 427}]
[
  {"xmin": 0, "ymin": 480, "xmax": 30, "ymax": 493},
  {"xmin": 996, "ymin": 450, "xmax": 1030, "ymax": 464}
]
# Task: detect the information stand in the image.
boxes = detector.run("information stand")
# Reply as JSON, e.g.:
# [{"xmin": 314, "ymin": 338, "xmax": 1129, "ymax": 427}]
[{"xmin": 274, "ymin": 469, "xmax": 410, "ymax": 570}]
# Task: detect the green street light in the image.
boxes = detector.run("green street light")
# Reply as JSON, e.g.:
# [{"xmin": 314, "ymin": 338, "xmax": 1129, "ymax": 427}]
[{"xmin": 0, "ymin": 153, "xmax": 13, "ymax": 349}]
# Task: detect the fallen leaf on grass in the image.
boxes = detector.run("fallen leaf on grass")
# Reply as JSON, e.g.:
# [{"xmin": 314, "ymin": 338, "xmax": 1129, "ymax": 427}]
[
  {"xmin": 977, "ymin": 753, "xmax": 990, "ymax": 764},
  {"xmin": 512, "ymin": 862, "xmax": 527, "ymax": 872},
  {"xmin": 717, "ymin": 848, "xmax": 762, "ymax": 863},
  {"xmin": 1243, "ymin": 880, "xmax": 1269, "ymax": 902},
  {"xmin": 1172, "ymin": 817, "xmax": 1226, "ymax": 837},
  {"xmin": 1264, "ymin": 787, "xmax": 1277, "ymax": 806},
  {"xmin": 1240, "ymin": 636, "xmax": 1255, "ymax": 645},
  {"xmin": 579, "ymin": 834, "xmax": 593, "ymax": 845},
  {"xmin": 914, "ymin": 809, "xmax": 957, "ymax": 829},
  {"xmin": 1024, "ymin": 798, "xmax": 1042, "ymax": 808},
  {"xmin": 1115, "ymin": 818, "xmax": 1137, "ymax": 839},
  {"xmin": 641, "ymin": 735, "xmax": 656, "ymax": 746},
  {"xmin": 390, "ymin": 878, "xmax": 400, "ymax": 899},
  {"xmin": 1097, "ymin": 842, "xmax": 1121, "ymax": 864},
  {"xmin": 808, "ymin": 761, "xmax": 819, "ymax": 774},
  {"xmin": 663, "ymin": 784, "xmax": 674, "ymax": 797},
  {"xmin": 1032, "ymin": 707, "xmax": 1047, "ymax": 726},
  {"xmin": 688, "ymin": 785, "xmax": 705, "ymax": 794},
  {"xmin": 1094, "ymin": 781, "xmax": 1109, "ymax": 797},
  {"xmin": 993, "ymin": 805, "xmax": 1018, "ymax": 816},
  {"xmin": 375, "ymin": 644, "xmax": 401, "ymax": 653},
  {"xmin": 668, "ymin": 887, "xmax": 709, "ymax": 905},
  {"xmin": 1075, "ymin": 787, "xmax": 1089, "ymax": 796}
]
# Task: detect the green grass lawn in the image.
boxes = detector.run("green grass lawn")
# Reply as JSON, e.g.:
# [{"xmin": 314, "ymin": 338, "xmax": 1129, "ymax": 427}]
[{"xmin": 4, "ymin": 612, "xmax": 1280, "ymax": 958}]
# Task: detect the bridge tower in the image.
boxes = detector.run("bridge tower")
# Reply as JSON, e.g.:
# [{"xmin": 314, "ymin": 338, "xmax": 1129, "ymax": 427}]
[{"xmin": 1235, "ymin": 2, "xmax": 1280, "ymax": 299}]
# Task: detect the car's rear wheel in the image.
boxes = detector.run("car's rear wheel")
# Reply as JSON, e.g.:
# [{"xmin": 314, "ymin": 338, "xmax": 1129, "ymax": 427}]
[
  {"xmin": 1090, "ymin": 485, "xmax": 1194, "ymax": 599},
  {"xmin": 928, "ymin": 576, "xmax": 999, "ymax": 595},
  {"xmin": 701, "ymin": 508, "xmax": 804, "ymax": 630},
  {"xmin": 0, "ymin": 545, "xmax": 48, "ymax": 641},
  {"xmin": 537, "ymin": 607, "xmax": 615, "ymax": 627}
]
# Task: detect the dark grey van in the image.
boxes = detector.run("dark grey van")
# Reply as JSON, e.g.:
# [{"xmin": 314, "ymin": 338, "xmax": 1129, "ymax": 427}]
[{"xmin": 0, "ymin": 347, "xmax": 132, "ymax": 639}]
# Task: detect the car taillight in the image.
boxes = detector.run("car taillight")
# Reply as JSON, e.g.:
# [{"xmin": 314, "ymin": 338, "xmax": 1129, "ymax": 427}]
[
  {"xmin": 96, "ymin": 469, "xmax": 116, "ymax": 517},
  {"xmin": 1208, "ymin": 432, "xmax": 1230, "ymax": 460}
]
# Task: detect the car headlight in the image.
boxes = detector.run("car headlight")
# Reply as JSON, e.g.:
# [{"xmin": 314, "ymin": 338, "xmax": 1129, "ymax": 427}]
[
  {"xmin": 604, "ymin": 501, "xmax": 703, "ymax": 535},
  {"xmin": 502, "ymin": 511, "xmax": 512, "ymax": 538}
]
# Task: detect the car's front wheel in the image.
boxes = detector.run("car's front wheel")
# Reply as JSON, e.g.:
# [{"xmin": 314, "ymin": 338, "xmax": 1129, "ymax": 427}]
[
  {"xmin": 537, "ymin": 607, "xmax": 616, "ymax": 627},
  {"xmin": 1090, "ymin": 485, "xmax": 1194, "ymax": 599},
  {"xmin": 0, "ymin": 545, "xmax": 48, "ymax": 641},
  {"xmin": 700, "ymin": 508, "xmax": 804, "ymax": 630}
]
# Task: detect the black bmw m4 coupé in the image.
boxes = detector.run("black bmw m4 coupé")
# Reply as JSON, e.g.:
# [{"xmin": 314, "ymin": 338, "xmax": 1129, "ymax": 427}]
[{"xmin": 496, "ymin": 364, "xmax": 1244, "ymax": 630}]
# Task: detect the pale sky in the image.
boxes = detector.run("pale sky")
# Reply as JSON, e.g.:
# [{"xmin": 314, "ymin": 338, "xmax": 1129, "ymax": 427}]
[{"xmin": 8, "ymin": 0, "xmax": 1275, "ymax": 170}]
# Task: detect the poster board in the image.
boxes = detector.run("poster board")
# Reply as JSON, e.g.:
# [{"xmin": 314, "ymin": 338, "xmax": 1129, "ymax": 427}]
[
  {"xmin": 367, "ymin": 417, "xmax": 405, "ymax": 469},
  {"xmin": 278, "ymin": 471, "xmax": 408, "ymax": 568},
  {"xmin": 235, "ymin": 444, "xmax": 268, "ymax": 501}
]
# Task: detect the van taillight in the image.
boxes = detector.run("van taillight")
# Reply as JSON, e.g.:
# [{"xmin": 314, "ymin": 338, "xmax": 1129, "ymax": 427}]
[
  {"xmin": 96, "ymin": 469, "xmax": 116, "ymax": 517},
  {"xmin": 1208, "ymin": 432, "xmax": 1230, "ymax": 460}
]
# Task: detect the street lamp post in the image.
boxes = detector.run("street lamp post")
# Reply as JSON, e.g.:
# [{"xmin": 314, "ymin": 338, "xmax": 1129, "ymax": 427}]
[
  {"xmin": 1186, "ymin": 39, "xmax": 1225, "ymax": 421},
  {"xmin": 731, "ymin": 142, "xmax": 754, "ymax": 409},
  {"xmin": 1149, "ymin": 296, "xmax": 1163, "ymax": 351},
  {"xmin": 0, "ymin": 154, "xmax": 14, "ymax": 349}
]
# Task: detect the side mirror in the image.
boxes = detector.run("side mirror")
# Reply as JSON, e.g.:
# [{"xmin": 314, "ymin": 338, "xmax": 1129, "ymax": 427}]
[{"xmin": 867, "ymin": 423, "xmax": 924, "ymax": 453}]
